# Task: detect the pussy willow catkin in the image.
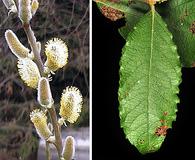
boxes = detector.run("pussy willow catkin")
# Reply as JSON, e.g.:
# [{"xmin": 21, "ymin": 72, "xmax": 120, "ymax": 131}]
[
  {"xmin": 18, "ymin": 0, "xmax": 32, "ymax": 24},
  {"xmin": 44, "ymin": 38, "xmax": 68, "ymax": 72},
  {"xmin": 30, "ymin": 109, "xmax": 52, "ymax": 140},
  {"xmin": 5, "ymin": 30, "xmax": 30, "ymax": 58},
  {"xmin": 38, "ymin": 77, "xmax": 53, "ymax": 107},
  {"xmin": 17, "ymin": 58, "xmax": 41, "ymax": 88},
  {"xmin": 31, "ymin": 0, "xmax": 39, "ymax": 15},
  {"xmin": 62, "ymin": 136, "xmax": 75, "ymax": 160},
  {"xmin": 2, "ymin": 0, "xmax": 17, "ymax": 14},
  {"xmin": 59, "ymin": 86, "xmax": 83, "ymax": 123}
]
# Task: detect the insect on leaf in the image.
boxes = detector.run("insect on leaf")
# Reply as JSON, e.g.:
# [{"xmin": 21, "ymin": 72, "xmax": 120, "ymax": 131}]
[{"xmin": 119, "ymin": 9, "xmax": 181, "ymax": 154}]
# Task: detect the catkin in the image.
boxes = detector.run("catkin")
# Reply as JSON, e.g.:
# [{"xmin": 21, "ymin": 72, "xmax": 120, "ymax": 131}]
[
  {"xmin": 5, "ymin": 30, "xmax": 30, "ymax": 58},
  {"xmin": 38, "ymin": 77, "xmax": 53, "ymax": 107},
  {"xmin": 18, "ymin": 0, "xmax": 32, "ymax": 24},
  {"xmin": 17, "ymin": 58, "xmax": 41, "ymax": 89},
  {"xmin": 30, "ymin": 109, "xmax": 52, "ymax": 140},
  {"xmin": 44, "ymin": 38, "xmax": 68, "ymax": 72},
  {"xmin": 31, "ymin": 0, "xmax": 39, "ymax": 15},
  {"xmin": 62, "ymin": 136, "xmax": 75, "ymax": 160},
  {"xmin": 59, "ymin": 86, "xmax": 83, "ymax": 123},
  {"xmin": 2, "ymin": 0, "xmax": 17, "ymax": 14}
]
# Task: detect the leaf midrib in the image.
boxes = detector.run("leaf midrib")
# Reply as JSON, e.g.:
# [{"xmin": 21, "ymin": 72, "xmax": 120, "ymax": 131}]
[{"xmin": 147, "ymin": 10, "xmax": 155, "ymax": 148}]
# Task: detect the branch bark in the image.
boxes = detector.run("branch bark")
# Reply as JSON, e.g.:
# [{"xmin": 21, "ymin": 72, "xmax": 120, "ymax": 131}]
[
  {"xmin": 46, "ymin": 141, "xmax": 51, "ymax": 160},
  {"xmin": 23, "ymin": 24, "xmax": 45, "ymax": 76},
  {"xmin": 48, "ymin": 106, "xmax": 63, "ymax": 159}
]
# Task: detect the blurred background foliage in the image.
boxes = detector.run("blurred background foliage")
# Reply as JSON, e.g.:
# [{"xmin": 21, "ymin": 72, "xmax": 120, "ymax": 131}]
[{"xmin": 0, "ymin": 0, "xmax": 89, "ymax": 159}]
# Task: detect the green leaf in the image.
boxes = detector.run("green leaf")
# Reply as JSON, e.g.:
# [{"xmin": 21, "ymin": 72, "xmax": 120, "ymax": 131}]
[
  {"xmin": 165, "ymin": 0, "xmax": 195, "ymax": 67},
  {"xmin": 119, "ymin": 1, "xmax": 149, "ymax": 39},
  {"xmin": 94, "ymin": 0, "xmax": 149, "ymax": 39},
  {"xmin": 119, "ymin": 25, "xmax": 130, "ymax": 39},
  {"xmin": 95, "ymin": 0, "xmax": 133, "ymax": 13},
  {"xmin": 119, "ymin": 10, "xmax": 181, "ymax": 154}
]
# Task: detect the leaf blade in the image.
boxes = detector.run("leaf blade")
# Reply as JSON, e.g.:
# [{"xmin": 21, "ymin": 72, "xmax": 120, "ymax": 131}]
[
  {"xmin": 118, "ymin": 1, "xmax": 149, "ymax": 39},
  {"xmin": 95, "ymin": 0, "xmax": 133, "ymax": 13},
  {"xmin": 119, "ymin": 10, "xmax": 181, "ymax": 154},
  {"xmin": 166, "ymin": 0, "xmax": 195, "ymax": 67}
]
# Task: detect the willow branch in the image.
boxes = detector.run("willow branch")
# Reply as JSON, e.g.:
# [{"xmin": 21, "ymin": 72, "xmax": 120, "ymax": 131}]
[
  {"xmin": 46, "ymin": 141, "xmax": 51, "ymax": 160},
  {"xmin": 48, "ymin": 106, "xmax": 63, "ymax": 159},
  {"xmin": 23, "ymin": 22, "xmax": 62, "ymax": 158},
  {"xmin": 23, "ymin": 24, "xmax": 45, "ymax": 76}
]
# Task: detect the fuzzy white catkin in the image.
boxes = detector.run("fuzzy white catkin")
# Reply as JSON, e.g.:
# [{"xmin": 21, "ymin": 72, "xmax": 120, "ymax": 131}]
[
  {"xmin": 18, "ymin": 0, "xmax": 32, "ymax": 24},
  {"xmin": 62, "ymin": 136, "xmax": 75, "ymax": 160},
  {"xmin": 31, "ymin": 0, "xmax": 39, "ymax": 15},
  {"xmin": 44, "ymin": 38, "xmax": 68, "ymax": 72},
  {"xmin": 2, "ymin": 0, "xmax": 17, "ymax": 14},
  {"xmin": 30, "ymin": 109, "xmax": 53, "ymax": 140},
  {"xmin": 37, "ymin": 77, "xmax": 53, "ymax": 108},
  {"xmin": 17, "ymin": 58, "xmax": 41, "ymax": 88},
  {"xmin": 5, "ymin": 30, "xmax": 30, "ymax": 58},
  {"xmin": 59, "ymin": 86, "xmax": 83, "ymax": 123}
]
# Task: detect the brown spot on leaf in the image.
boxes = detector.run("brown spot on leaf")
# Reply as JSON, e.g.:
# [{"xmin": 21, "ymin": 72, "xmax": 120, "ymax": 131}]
[
  {"xmin": 159, "ymin": 112, "xmax": 168, "ymax": 124},
  {"xmin": 155, "ymin": 125, "xmax": 169, "ymax": 136},
  {"xmin": 138, "ymin": 139, "xmax": 145, "ymax": 144},
  {"xmin": 128, "ymin": 0, "xmax": 135, "ymax": 5},
  {"xmin": 100, "ymin": 6, "xmax": 124, "ymax": 21},
  {"xmin": 100, "ymin": 0, "xmax": 124, "ymax": 21},
  {"xmin": 189, "ymin": 21, "xmax": 195, "ymax": 34},
  {"xmin": 179, "ymin": 8, "xmax": 189, "ymax": 22},
  {"xmin": 160, "ymin": 119, "xmax": 166, "ymax": 124},
  {"xmin": 163, "ymin": 111, "xmax": 168, "ymax": 116},
  {"xmin": 192, "ymin": 62, "xmax": 195, "ymax": 67}
]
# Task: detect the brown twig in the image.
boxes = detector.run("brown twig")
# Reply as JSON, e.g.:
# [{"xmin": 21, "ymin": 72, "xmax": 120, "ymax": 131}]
[
  {"xmin": 46, "ymin": 141, "xmax": 51, "ymax": 160},
  {"xmin": 23, "ymin": 24, "xmax": 45, "ymax": 76},
  {"xmin": 48, "ymin": 106, "xmax": 63, "ymax": 159}
]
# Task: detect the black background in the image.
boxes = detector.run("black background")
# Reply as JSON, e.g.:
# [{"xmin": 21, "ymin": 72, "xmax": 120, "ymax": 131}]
[{"xmin": 92, "ymin": 2, "xmax": 195, "ymax": 160}]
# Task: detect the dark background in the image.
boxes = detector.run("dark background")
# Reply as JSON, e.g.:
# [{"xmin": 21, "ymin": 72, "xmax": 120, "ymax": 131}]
[{"xmin": 92, "ymin": 2, "xmax": 195, "ymax": 159}]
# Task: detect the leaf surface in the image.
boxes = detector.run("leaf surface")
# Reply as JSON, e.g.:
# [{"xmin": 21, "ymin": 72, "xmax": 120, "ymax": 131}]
[
  {"xmin": 94, "ymin": 0, "xmax": 149, "ymax": 39},
  {"xmin": 95, "ymin": 0, "xmax": 133, "ymax": 13},
  {"xmin": 119, "ymin": 10, "xmax": 181, "ymax": 154},
  {"xmin": 119, "ymin": 1, "xmax": 149, "ymax": 39},
  {"xmin": 166, "ymin": 0, "xmax": 195, "ymax": 67}
]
